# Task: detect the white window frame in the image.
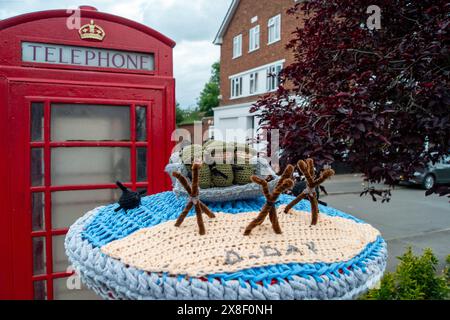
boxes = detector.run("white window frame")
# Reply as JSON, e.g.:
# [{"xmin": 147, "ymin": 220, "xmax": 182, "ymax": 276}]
[
  {"xmin": 231, "ymin": 76, "xmax": 243, "ymax": 98},
  {"xmin": 268, "ymin": 14, "xmax": 281, "ymax": 45},
  {"xmin": 232, "ymin": 34, "xmax": 242, "ymax": 59},
  {"xmin": 267, "ymin": 63, "xmax": 283, "ymax": 92},
  {"xmin": 249, "ymin": 25, "xmax": 260, "ymax": 52},
  {"xmin": 228, "ymin": 59, "xmax": 285, "ymax": 99},
  {"xmin": 249, "ymin": 72, "xmax": 258, "ymax": 94}
]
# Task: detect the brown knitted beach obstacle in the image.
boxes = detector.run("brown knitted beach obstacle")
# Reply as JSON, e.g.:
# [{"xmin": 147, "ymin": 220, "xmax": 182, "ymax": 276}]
[
  {"xmin": 172, "ymin": 163, "xmax": 215, "ymax": 235},
  {"xmin": 244, "ymin": 165, "xmax": 295, "ymax": 236},
  {"xmin": 284, "ymin": 159, "xmax": 335, "ymax": 225}
]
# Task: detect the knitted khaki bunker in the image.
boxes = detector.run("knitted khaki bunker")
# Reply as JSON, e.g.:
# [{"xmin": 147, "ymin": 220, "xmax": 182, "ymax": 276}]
[
  {"xmin": 182, "ymin": 144, "xmax": 211, "ymax": 189},
  {"xmin": 284, "ymin": 159, "xmax": 335, "ymax": 225},
  {"xmin": 172, "ymin": 163, "xmax": 215, "ymax": 235},
  {"xmin": 244, "ymin": 165, "xmax": 295, "ymax": 236},
  {"xmin": 205, "ymin": 141, "xmax": 234, "ymax": 187},
  {"xmin": 114, "ymin": 181, "xmax": 147, "ymax": 212},
  {"xmin": 233, "ymin": 142, "xmax": 257, "ymax": 185}
]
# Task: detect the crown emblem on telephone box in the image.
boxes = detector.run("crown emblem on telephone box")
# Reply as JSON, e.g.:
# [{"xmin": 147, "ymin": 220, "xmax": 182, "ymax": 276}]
[{"xmin": 79, "ymin": 20, "xmax": 105, "ymax": 41}]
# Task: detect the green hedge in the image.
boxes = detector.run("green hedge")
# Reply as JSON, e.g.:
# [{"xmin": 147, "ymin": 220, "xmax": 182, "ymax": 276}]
[{"xmin": 361, "ymin": 248, "xmax": 449, "ymax": 300}]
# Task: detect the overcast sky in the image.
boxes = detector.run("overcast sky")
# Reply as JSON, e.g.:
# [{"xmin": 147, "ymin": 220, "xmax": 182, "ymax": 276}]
[{"xmin": 0, "ymin": 0, "xmax": 232, "ymax": 109}]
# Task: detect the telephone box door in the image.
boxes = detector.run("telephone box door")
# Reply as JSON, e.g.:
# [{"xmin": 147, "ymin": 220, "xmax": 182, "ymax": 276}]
[{"xmin": 7, "ymin": 80, "xmax": 173, "ymax": 299}]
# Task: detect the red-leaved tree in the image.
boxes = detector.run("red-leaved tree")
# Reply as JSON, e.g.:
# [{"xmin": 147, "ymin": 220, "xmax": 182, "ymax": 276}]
[{"xmin": 251, "ymin": 0, "xmax": 449, "ymax": 200}]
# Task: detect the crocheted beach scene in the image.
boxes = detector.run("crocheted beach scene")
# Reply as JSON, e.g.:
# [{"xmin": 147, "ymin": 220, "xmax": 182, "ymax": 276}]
[
  {"xmin": 101, "ymin": 206, "xmax": 380, "ymax": 277},
  {"xmin": 65, "ymin": 152, "xmax": 388, "ymax": 300}
]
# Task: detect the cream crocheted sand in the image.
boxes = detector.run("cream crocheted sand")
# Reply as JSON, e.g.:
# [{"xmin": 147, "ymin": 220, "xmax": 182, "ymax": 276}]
[{"xmin": 101, "ymin": 206, "xmax": 380, "ymax": 277}]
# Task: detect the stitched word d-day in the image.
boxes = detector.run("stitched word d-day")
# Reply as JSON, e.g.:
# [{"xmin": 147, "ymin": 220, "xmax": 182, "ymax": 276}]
[{"xmin": 225, "ymin": 242, "xmax": 318, "ymax": 266}]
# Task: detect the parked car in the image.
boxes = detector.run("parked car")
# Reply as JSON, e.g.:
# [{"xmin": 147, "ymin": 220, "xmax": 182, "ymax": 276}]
[{"xmin": 399, "ymin": 155, "xmax": 450, "ymax": 190}]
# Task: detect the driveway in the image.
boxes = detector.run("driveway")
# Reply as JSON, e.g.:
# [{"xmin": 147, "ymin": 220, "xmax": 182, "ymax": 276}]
[{"xmin": 321, "ymin": 174, "xmax": 449, "ymax": 273}]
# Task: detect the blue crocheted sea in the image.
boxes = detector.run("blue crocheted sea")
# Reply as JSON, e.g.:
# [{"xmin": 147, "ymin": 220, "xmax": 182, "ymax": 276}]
[{"xmin": 65, "ymin": 192, "xmax": 387, "ymax": 300}]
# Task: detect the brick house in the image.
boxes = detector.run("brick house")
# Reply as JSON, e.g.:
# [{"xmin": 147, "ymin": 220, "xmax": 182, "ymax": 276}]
[{"xmin": 212, "ymin": 0, "xmax": 300, "ymax": 142}]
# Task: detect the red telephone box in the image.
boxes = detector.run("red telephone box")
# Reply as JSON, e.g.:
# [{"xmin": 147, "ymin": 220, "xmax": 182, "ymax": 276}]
[{"xmin": 0, "ymin": 6, "xmax": 176, "ymax": 299}]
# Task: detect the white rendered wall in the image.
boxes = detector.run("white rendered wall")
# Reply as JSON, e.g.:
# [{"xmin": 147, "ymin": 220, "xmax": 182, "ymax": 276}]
[{"xmin": 213, "ymin": 102, "xmax": 261, "ymax": 143}]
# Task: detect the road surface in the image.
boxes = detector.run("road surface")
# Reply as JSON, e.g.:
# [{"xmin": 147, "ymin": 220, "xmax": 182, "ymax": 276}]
[{"xmin": 322, "ymin": 174, "xmax": 449, "ymax": 272}]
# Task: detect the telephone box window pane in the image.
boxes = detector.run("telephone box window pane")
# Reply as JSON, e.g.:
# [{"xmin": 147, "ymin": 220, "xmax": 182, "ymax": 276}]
[
  {"xmin": 52, "ymin": 189, "xmax": 120, "ymax": 229},
  {"xmin": 136, "ymin": 106, "xmax": 147, "ymax": 141},
  {"xmin": 51, "ymin": 104, "xmax": 130, "ymax": 141},
  {"xmin": 32, "ymin": 237, "xmax": 46, "ymax": 275},
  {"xmin": 52, "ymin": 235, "xmax": 69, "ymax": 273},
  {"xmin": 137, "ymin": 148, "xmax": 147, "ymax": 182},
  {"xmin": 31, "ymin": 102, "xmax": 44, "ymax": 141},
  {"xmin": 33, "ymin": 281, "xmax": 47, "ymax": 300},
  {"xmin": 51, "ymin": 147, "xmax": 130, "ymax": 186},
  {"xmin": 53, "ymin": 277, "xmax": 101, "ymax": 300},
  {"xmin": 31, "ymin": 148, "xmax": 44, "ymax": 186},
  {"xmin": 31, "ymin": 193, "xmax": 45, "ymax": 231},
  {"xmin": 137, "ymin": 188, "xmax": 147, "ymax": 195}
]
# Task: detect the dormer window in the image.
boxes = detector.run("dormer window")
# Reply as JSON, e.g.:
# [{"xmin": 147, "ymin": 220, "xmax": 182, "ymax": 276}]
[
  {"xmin": 249, "ymin": 25, "xmax": 260, "ymax": 52},
  {"xmin": 268, "ymin": 14, "xmax": 281, "ymax": 44},
  {"xmin": 233, "ymin": 34, "xmax": 242, "ymax": 59}
]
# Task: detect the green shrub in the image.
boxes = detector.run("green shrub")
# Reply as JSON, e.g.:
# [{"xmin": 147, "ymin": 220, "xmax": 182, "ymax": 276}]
[
  {"xmin": 445, "ymin": 255, "xmax": 450, "ymax": 284},
  {"xmin": 361, "ymin": 248, "xmax": 449, "ymax": 300}
]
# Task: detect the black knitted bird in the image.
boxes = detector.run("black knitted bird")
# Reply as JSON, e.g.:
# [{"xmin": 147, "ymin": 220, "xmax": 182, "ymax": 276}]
[{"xmin": 114, "ymin": 181, "xmax": 147, "ymax": 212}]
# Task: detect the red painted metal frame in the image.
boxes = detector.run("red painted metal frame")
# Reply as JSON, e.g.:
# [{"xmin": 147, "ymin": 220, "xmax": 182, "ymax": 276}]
[
  {"xmin": 0, "ymin": 8, "xmax": 176, "ymax": 300},
  {"xmin": 8, "ymin": 85, "xmax": 172, "ymax": 300},
  {"xmin": 0, "ymin": 75, "xmax": 13, "ymax": 300},
  {"xmin": 30, "ymin": 98, "xmax": 151, "ymax": 300}
]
